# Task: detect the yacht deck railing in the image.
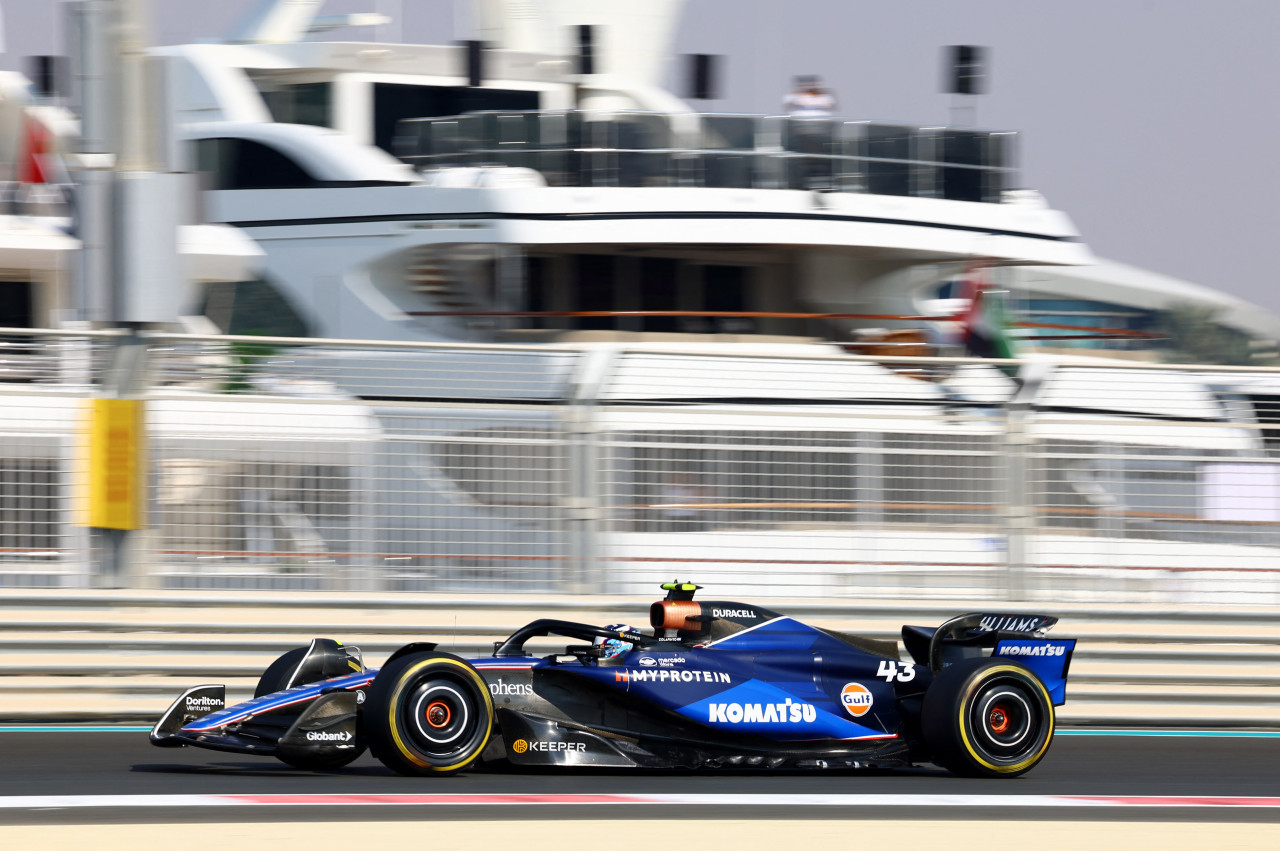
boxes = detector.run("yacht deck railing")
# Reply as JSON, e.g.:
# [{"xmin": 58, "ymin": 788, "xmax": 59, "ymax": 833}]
[{"xmin": 395, "ymin": 111, "xmax": 1016, "ymax": 202}]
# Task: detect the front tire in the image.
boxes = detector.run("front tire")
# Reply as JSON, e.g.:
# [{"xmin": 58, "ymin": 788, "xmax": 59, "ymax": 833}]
[
  {"xmin": 921, "ymin": 658, "xmax": 1054, "ymax": 778},
  {"xmin": 365, "ymin": 652, "xmax": 494, "ymax": 776}
]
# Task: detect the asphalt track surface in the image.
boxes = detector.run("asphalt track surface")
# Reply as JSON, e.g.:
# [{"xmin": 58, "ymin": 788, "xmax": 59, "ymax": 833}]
[{"xmin": 2, "ymin": 729, "xmax": 1280, "ymax": 825}]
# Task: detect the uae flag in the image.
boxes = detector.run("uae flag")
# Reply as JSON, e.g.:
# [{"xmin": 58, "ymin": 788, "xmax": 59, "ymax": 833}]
[
  {"xmin": 957, "ymin": 266, "xmax": 1016, "ymax": 361},
  {"xmin": 17, "ymin": 114, "xmax": 52, "ymax": 185}
]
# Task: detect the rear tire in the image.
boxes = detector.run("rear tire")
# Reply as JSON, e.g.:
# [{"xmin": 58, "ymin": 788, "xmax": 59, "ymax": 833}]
[
  {"xmin": 365, "ymin": 651, "xmax": 494, "ymax": 776},
  {"xmin": 921, "ymin": 658, "xmax": 1054, "ymax": 778}
]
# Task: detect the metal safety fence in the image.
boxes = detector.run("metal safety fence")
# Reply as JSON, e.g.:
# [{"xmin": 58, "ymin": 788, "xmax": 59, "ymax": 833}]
[
  {"xmin": 0, "ymin": 329, "xmax": 120, "ymax": 585},
  {"xmin": 4, "ymin": 328, "xmax": 1280, "ymax": 603}
]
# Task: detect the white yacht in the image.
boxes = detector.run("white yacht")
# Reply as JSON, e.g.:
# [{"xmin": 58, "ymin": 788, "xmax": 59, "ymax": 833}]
[
  {"xmin": 149, "ymin": 0, "xmax": 1096, "ymax": 350},
  {"xmin": 16, "ymin": 0, "xmax": 1273, "ymax": 355}
]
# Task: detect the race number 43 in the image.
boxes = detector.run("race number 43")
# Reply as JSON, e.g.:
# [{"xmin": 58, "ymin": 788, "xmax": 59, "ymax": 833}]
[{"xmin": 876, "ymin": 660, "xmax": 916, "ymax": 683}]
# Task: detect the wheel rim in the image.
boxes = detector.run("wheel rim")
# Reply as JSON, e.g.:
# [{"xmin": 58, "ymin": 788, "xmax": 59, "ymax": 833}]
[
  {"xmin": 425, "ymin": 700, "xmax": 452, "ymax": 729},
  {"xmin": 988, "ymin": 703, "xmax": 1011, "ymax": 735},
  {"xmin": 404, "ymin": 676, "xmax": 481, "ymax": 759},
  {"xmin": 966, "ymin": 677, "xmax": 1045, "ymax": 766}
]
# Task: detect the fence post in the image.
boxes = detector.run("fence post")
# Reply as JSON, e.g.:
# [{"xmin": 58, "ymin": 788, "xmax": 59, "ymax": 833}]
[
  {"xmin": 1001, "ymin": 362, "xmax": 1049, "ymax": 601},
  {"xmin": 564, "ymin": 347, "xmax": 619, "ymax": 594},
  {"xmin": 350, "ymin": 429, "xmax": 378, "ymax": 593},
  {"xmin": 1002, "ymin": 396, "xmax": 1029, "ymax": 600},
  {"xmin": 855, "ymin": 431, "xmax": 884, "ymax": 595}
]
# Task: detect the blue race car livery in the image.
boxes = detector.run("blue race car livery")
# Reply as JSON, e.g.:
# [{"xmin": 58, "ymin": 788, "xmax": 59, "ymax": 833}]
[{"xmin": 151, "ymin": 582, "xmax": 1074, "ymax": 778}]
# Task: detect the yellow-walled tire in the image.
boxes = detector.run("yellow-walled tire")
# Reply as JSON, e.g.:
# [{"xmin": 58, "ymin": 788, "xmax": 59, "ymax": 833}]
[
  {"xmin": 921, "ymin": 658, "xmax": 1054, "ymax": 778},
  {"xmin": 365, "ymin": 652, "xmax": 494, "ymax": 777}
]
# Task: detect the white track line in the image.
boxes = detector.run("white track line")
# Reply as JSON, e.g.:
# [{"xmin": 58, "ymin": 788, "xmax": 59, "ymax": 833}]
[{"xmin": 2, "ymin": 794, "xmax": 1280, "ymax": 809}]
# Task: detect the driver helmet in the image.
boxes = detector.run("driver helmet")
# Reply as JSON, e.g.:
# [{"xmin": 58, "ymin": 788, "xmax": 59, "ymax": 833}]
[{"xmin": 594, "ymin": 624, "xmax": 637, "ymax": 661}]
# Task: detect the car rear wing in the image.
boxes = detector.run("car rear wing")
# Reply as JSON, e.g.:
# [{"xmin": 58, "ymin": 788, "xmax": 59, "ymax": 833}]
[{"xmin": 902, "ymin": 612, "xmax": 1060, "ymax": 673}]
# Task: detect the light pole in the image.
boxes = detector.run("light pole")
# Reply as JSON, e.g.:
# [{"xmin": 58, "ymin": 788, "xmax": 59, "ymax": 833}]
[{"xmin": 71, "ymin": 0, "xmax": 193, "ymax": 586}]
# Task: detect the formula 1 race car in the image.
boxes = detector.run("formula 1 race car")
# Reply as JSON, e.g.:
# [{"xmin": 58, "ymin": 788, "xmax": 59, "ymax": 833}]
[{"xmin": 150, "ymin": 582, "xmax": 1075, "ymax": 778}]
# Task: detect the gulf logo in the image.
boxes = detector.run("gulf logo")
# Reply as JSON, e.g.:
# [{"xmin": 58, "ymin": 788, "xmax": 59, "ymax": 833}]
[{"xmin": 841, "ymin": 683, "xmax": 874, "ymax": 717}]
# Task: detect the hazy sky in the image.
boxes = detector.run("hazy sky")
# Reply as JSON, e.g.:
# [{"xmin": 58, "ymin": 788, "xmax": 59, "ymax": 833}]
[{"xmin": 4, "ymin": 1, "xmax": 1280, "ymax": 314}]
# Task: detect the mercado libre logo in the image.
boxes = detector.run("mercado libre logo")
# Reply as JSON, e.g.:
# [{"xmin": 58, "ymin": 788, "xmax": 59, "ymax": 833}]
[
  {"xmin": 512, "ymin": 738, "xmax": 529, "ymax": 754},
  {"xmin": 841, "ymin": 683, "xmax": 874, "ymax": 717}
]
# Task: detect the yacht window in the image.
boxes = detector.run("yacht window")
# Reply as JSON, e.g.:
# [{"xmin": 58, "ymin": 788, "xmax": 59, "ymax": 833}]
[
  {"xmin": 639, "ymin": 258, "xmax": 679, "ymax": 332},
  {"xmin": 1244, "ymin": 395, "xmax": 1280, "ymax": 457},
  {"xmin": 201, "ymin": 277, "xmax": 311, "ymax": 338},
  {"xmin": 0, "ymin": 280, "xmax": 34, "ymax": 328},
  {"xmin": 526, "ymin": 256, "xmax": 548, "ymax": 317},
  {"xmin": 0, "ymin": 280, "xmax": 34, "ymax": 370},
  {"xmin": 193, "ymin": 138, "xmax": 321, "ymax": 190},
  {"xmin": 374, "ymin": 83, "xmax": 540, "ymax": 155},
  {"xmin": 1020, "ymin": 297, "xmax": 1152, "ymax": 350},
  {"xmin": 704, "ymin": 265, "xmax": 752, "ymax": 333},
  {"xmin": 573, "ymin": 255, "xmax": 614, "ymax": 330},
  {"xmin": 260, "ymin": 82, "xmax": 332, "ymax": 128},
  {"xmin": 513, "ymin": 255, "xmax": 764, "ymax": 335}
]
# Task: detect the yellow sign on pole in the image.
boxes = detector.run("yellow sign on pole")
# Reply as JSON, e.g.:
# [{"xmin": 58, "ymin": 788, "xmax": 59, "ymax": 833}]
[{"xmin": 82, "ymin": 398, "xmax": 146, "ymax": 530}]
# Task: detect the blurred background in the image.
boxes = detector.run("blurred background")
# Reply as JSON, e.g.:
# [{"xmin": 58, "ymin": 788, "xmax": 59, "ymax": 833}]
[
  {"xmin": 0, "ymin": 0, "xmax": 1278, "ymax": 732},
  {"xmin": 5, "ymin": 0, "xmax": 1280, "ymax": 316}
]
